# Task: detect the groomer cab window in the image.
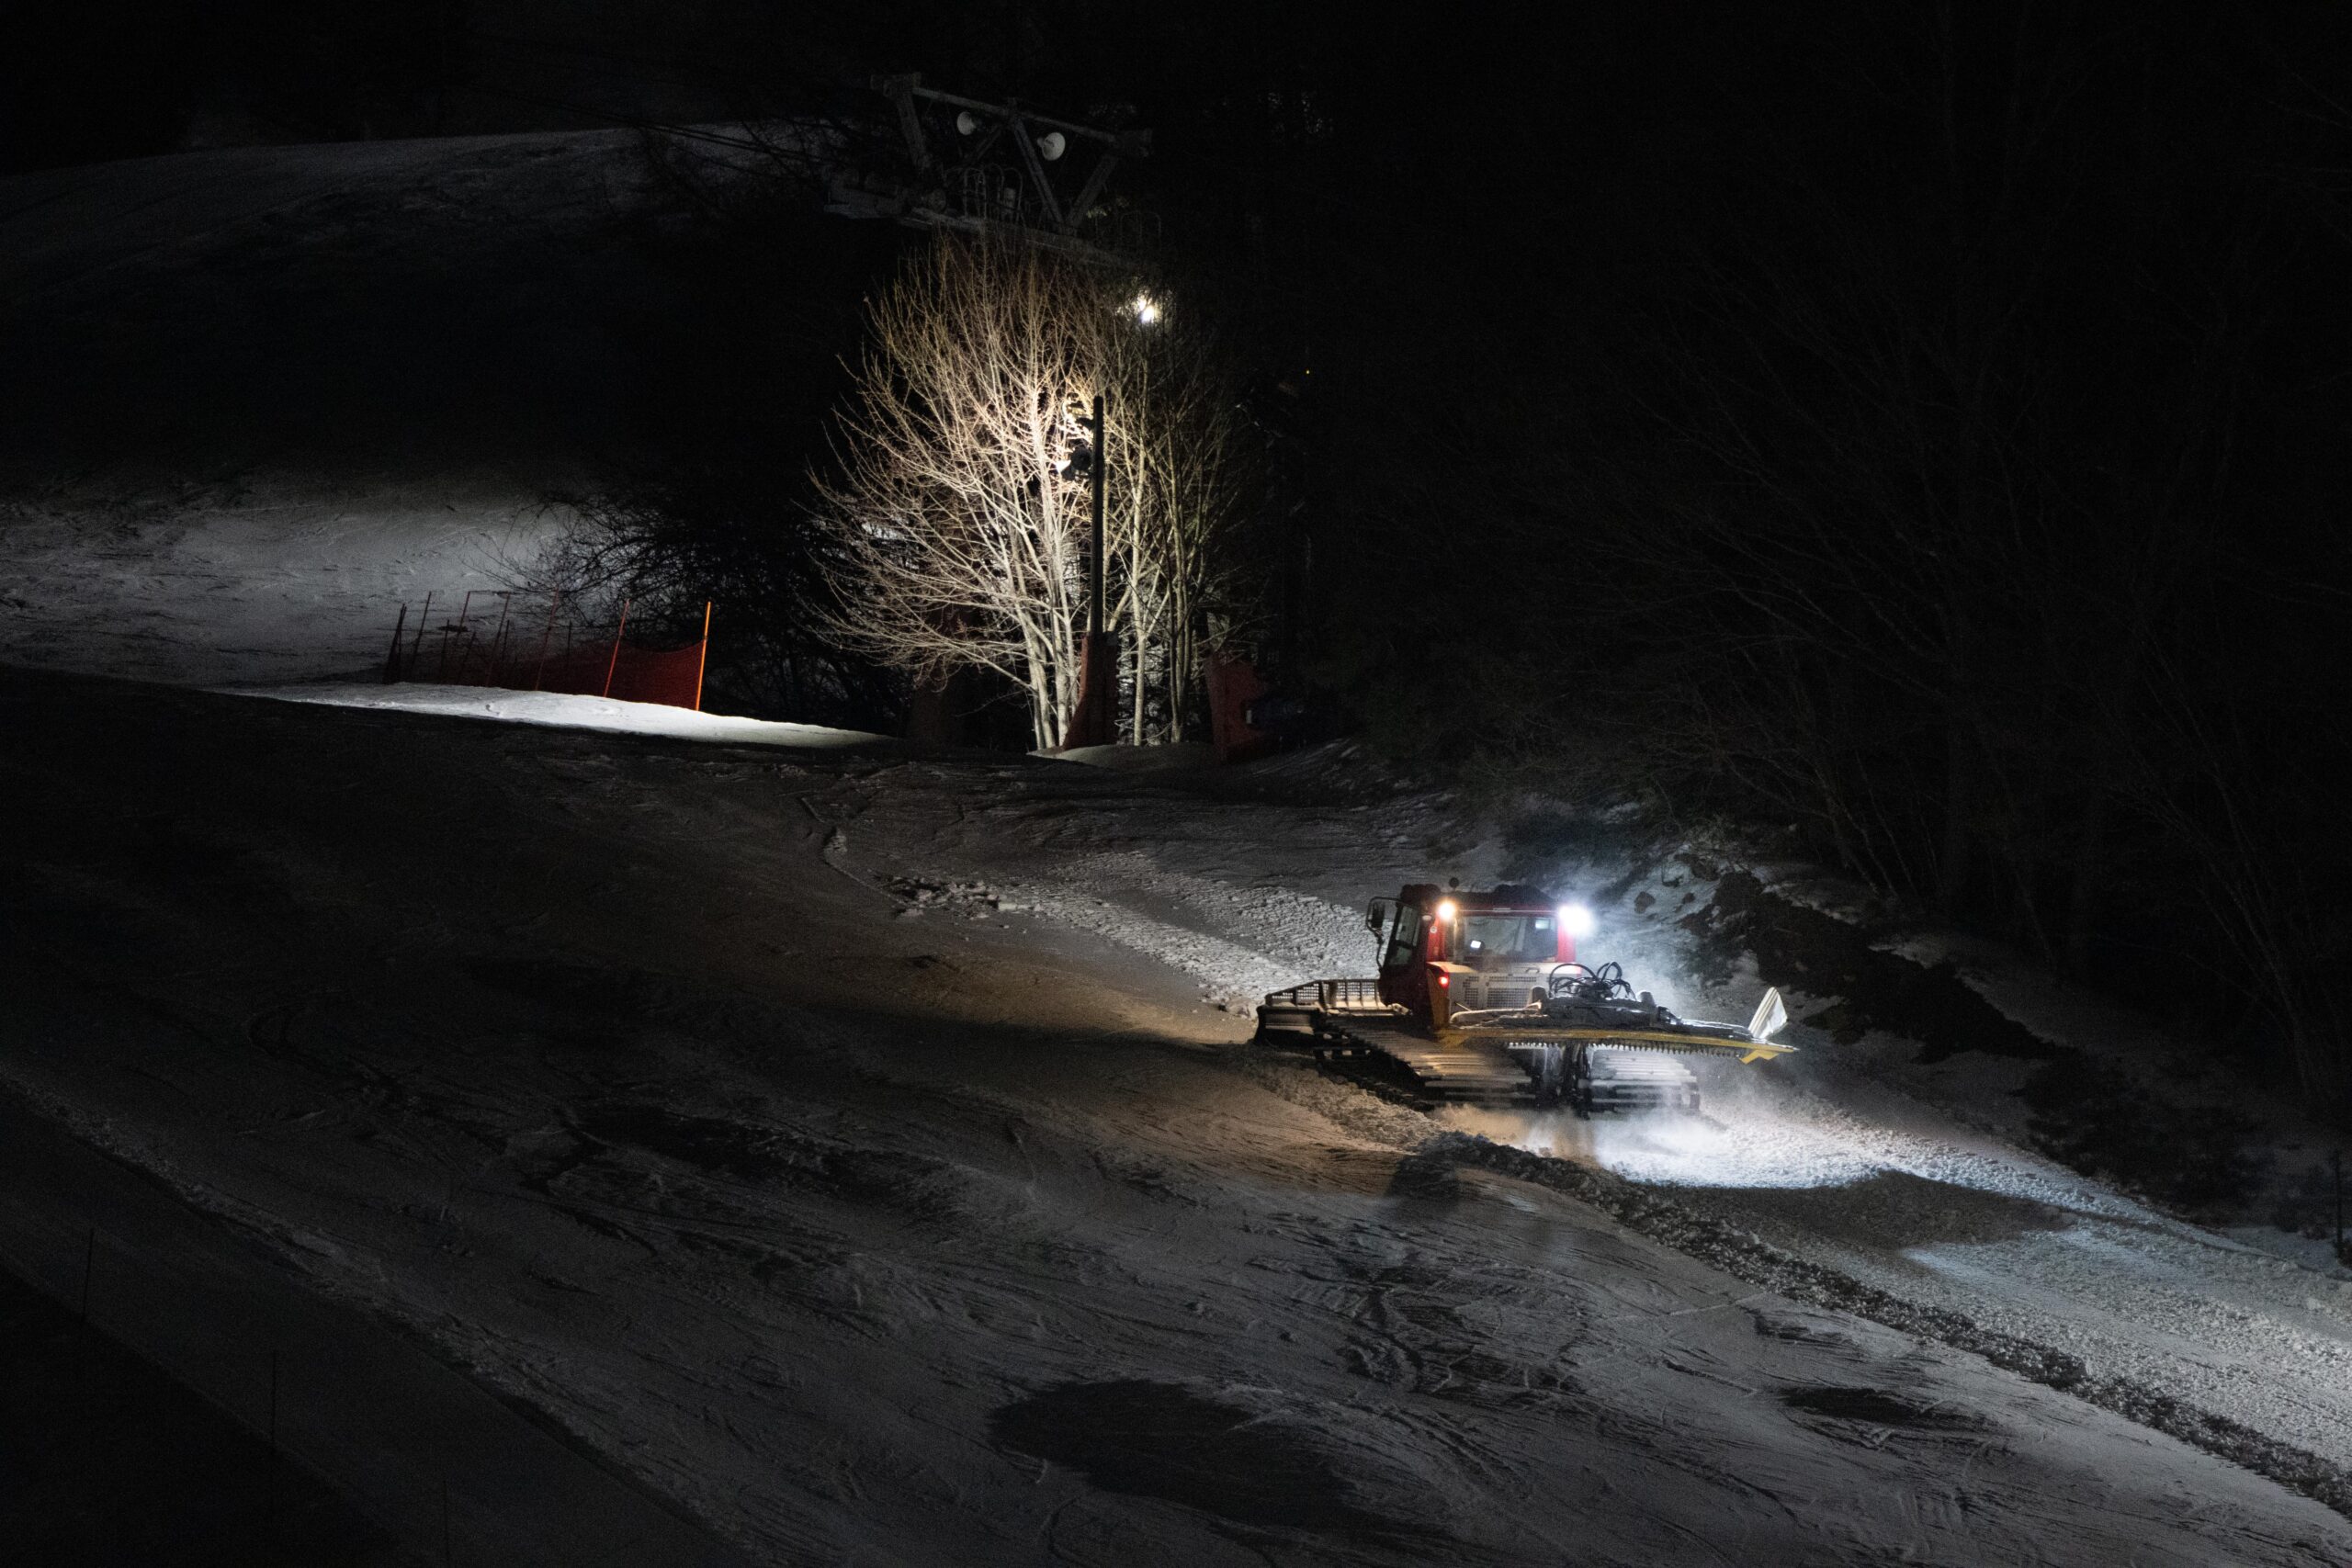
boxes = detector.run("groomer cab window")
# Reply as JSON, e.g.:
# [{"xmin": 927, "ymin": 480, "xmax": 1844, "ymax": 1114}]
[
  {"xmin": 1383, "ymin": 907, "xmax": 1428, "ymax": 971},
  {"xmin": 1456, "ymin": 912, "xmax": 1555, "ymax": 964}
]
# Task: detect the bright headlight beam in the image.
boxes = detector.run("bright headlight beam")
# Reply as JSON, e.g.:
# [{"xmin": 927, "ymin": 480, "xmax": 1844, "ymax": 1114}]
[
  {"xmin": 1558, "ymin": 903, "xmax": 1596, "ymax": 938},
  {"xmin": 1435, "ymin": 899, "xmax": 1457, "ymax": 922}
]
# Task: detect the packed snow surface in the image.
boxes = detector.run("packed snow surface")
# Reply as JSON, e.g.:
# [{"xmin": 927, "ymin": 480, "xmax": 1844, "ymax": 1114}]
[
  {"xmin": 6, "ymin": 669, "xmax": 2352, "ymax": 1565},
  {"xmin": 12, "ymin": 127, "xmax": 2352, "ymax": 1564},
  {"xmin": 233, "ymin": 681, "xmax": 886, "ymax": 749},
  {"xmin": 0, "ymin": 480, "xmax": 566, "ymax": 687},
  {"xmin": 0, "ymin": 129, "xmax": 727, "ymax": 688}
]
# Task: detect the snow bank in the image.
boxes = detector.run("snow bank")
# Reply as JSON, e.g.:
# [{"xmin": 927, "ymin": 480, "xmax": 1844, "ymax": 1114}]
[{"xmin": 225, "ymin": 682, "xmax": 887, "ymax": 749}]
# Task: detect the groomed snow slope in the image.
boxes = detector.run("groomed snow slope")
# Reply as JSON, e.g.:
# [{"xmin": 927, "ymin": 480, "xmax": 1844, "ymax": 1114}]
[
  {"xmin": 0, "ymin": 479, "xmax": 566, "ymax": 686},
  {"xmin": 238, "ymin": 682, "xmax": 887, "ymax": 748},
  {"xmin": 2, "ymin": 666, "xmax": 2346, "ymax": 1565},
  {"xmin": 0, "ymin": 129, "xmax": 788, "ymax": 688}
]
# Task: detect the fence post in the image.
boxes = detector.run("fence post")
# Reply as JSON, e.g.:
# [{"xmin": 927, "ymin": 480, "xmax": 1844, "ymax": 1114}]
[
  {"xmin": 694, "ymin": 601, "xmax": 713, "ymax": 712},
  {"xmin": 410, "ymin": 591, "xmax": 434, "ymax": 671},
  {"xmin": 383, "ymin": 604, "xmax": 409, "ymax": 684},
  {"xmin": 601, "ymin": 598, "xmax": 631, "ymax": 700}
]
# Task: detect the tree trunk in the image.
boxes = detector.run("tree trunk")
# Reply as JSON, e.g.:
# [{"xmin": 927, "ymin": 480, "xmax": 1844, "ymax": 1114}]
[
  {"xmin": 1168, "ymin": 612, "xmax": 1193, "ymax": 743},
  {"xmin": 1131, "ymin": 636, "xmax": 1148, "ymax": 745}
]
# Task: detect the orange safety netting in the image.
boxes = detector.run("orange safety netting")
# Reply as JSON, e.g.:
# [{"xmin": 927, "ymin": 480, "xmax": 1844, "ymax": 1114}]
[
  {"xmin": 533, "ymin": 641, "xmax": 707, "ymax": 708},
  {"xmin": 384, "ymin": 596, "xmax": 711, "ymax": 711}
]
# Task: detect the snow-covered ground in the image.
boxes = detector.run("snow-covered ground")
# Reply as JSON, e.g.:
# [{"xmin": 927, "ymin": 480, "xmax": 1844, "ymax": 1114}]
[
  {"xmin": 0, "ymin": 128, "xmax": 741, "ymax": 690},
  {"xmin": 240, "ymin": 681, "xmax": 888, "ymax": 749},
  {"xmin": 5, "ymin": 667, "xmax": 2351, "ymax": 1563},
  {"xmin": 0, "ymin": 479, "xmax": 567, "ymax": 686},
  {"xmin": 10, "ymin": 128, "xmax": 2352, "ymax": 1563},
  {"xmin": 854, "ymin": 767, "xmax": 2352, "ymax": 1503}
]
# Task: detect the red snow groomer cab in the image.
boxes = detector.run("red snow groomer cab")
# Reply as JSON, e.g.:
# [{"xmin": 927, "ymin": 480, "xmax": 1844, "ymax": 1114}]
[{"xmin": 1257, "ymin": 882, "xmax": 1792, "ymax": 1113}]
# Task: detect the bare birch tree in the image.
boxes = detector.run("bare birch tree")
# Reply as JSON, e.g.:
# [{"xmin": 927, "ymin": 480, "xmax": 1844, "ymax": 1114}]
[
  {"xmin": 813, "ymin": 237, "xmax": 1102, "ymax": 749},
  {"xmin": 814, "ymin": 236, "xmax": 1253, "ymax": 749}
]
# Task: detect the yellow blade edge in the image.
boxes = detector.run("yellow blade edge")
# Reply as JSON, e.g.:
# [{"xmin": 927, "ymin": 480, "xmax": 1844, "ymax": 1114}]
[{"xmin": 1439, "ymin": 1026, "xmax": 1798, "ymax": 1060}]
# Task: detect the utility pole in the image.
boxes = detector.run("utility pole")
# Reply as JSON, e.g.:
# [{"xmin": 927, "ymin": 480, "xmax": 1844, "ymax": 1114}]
[
  {"xmin": 1090, "ymin": 392, "xmax": 1108, "ymax": 636},
  {"xmin": 1065, "ymin": 392, "xmax": 1116, "ymax": 748}
]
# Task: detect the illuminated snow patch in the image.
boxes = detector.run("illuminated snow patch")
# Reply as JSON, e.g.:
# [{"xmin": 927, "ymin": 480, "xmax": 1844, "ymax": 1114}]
[
  {"xmin": 1442, "ymin": 1077, "xmax": 2148, "ymax": 1223},
  {"xmin": 1440, "ymin": 1105, "xmax": 1879, "ymax": 1190},
  {"xmin": 225, "ymin": 682, "xmax": 887, "ymax": 749},
  {"xmin": 1589, "ymin": 1111, "xmax": 1892, "ymax": 1190}
]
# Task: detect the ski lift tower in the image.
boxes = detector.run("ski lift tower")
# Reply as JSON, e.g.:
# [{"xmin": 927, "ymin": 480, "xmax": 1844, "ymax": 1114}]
[
  {"xmin": 826, "ymin": 74, "xmax": 1153, "ymax": 262},
  {"xmin": 829, "ymin": 75, "xmax": 1150, "ymax": 749}
]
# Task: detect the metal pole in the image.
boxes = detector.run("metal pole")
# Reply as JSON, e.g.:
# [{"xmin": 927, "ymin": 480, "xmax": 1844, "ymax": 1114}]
[
  {"xmin": 410, "ymin": 591, "xmax": 434, "ymax": 669},
  {"xmin": 693, "ymin": 601, "xmax": 713, "ymax": 712},
  {"xmin": 2335, "ymin": 1148, "xmax": 2343, "ymax": 1260},
  {"xmin": 383, "ymin": 604, "xmax": 409, "ymax": 683},
  {"xmin": 1090, "ymin": 393, "xmax": 1107, "ymax": 633},
  {"xmin": 601, "ymin": 598, "xmax": 631, "ymax": 699}
]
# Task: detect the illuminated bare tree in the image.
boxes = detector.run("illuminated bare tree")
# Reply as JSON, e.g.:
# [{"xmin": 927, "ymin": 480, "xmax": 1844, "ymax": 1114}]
[
  {"xmin": 814, "ymin": 236, "xmax": 1253, "ymax": 748},
  {"xmin": 814, "ymin": 237, "xmax": 1102, "ymax": 748}
]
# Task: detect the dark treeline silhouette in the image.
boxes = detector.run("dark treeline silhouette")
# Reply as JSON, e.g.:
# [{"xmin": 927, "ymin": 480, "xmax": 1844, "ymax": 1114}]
[{"xmin": 1116, "ymin": 5, "xmax": 2352, "ymax": 1109}]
